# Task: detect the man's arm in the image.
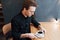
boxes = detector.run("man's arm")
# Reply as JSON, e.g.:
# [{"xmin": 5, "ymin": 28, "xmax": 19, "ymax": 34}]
[
  {"xmin": 31, "ymin": 16, "xmax": 46, "ymax": 33},
  {"xmin": 11, "ymin": 19, "xmax": 36, "ymax": 39},
  {"xmin": 11, "ymin": 19, "xmax": 23, "ymax": 38},
  {"xmin": 31, "ymin": 16, "xmax": 41, "ymax": 28}
]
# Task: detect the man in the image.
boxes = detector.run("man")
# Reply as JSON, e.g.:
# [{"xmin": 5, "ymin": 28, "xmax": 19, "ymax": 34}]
[{"xmin": 11, "ymin": 0, "xmax": 45, "ymax": 40}]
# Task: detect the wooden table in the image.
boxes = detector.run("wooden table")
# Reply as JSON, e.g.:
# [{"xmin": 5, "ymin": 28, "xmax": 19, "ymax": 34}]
[{"xmin": 31, "ymin": 22, "xmax": 60, "ymax": 40}]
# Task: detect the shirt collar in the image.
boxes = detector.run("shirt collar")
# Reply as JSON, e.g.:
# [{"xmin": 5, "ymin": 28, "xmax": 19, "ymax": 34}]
[{"xmin": 20, "ymin": 11, "xmax": 28, "ymax": 19}]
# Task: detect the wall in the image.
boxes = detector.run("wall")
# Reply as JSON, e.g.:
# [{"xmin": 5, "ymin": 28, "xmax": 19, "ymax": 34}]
[{"xmin": 2, "ymin": 0, "xmax": 59, "ymax": 23}]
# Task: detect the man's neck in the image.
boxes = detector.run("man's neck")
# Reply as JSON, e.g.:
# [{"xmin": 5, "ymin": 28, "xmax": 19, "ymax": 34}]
[{"xmin": 22, "ymin": 10, "xmax": 27, "ymax": 18}]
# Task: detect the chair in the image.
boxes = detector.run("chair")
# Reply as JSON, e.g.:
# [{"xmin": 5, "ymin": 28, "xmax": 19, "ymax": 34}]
[{"xmin": 2, "ymin": 23, "xmax": 13, "ymax": 40}]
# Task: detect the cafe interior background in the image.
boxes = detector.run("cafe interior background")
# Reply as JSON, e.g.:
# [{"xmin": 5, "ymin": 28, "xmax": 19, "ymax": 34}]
[{"xmin": 0, "ymin": 0, "xmax": 60, "ymax": 40}]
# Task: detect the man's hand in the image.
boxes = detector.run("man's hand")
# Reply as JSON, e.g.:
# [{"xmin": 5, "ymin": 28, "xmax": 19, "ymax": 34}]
[
  {"xmin": 38, "ymin": 25, "xmax": 46, "ymax": 33},
  {"xmin": 20, "ymin": 33, "xmax": 37, "ymax": 39},
  {"xmin": 25, "ymin": 33, "xmax": 37, "ymax": 39}
]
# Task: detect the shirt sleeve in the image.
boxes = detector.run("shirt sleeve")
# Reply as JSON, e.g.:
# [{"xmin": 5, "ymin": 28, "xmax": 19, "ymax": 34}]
[
  {"xmin": 11, "ymin": 19, "xmax": 22, "ymax": 39},
  {"xmin": 31, "ymin": 16, "xmax": 40, "ymax": 28}
]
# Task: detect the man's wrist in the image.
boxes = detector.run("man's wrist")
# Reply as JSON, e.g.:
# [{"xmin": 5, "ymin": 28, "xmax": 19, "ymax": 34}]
[
  {"xmin": 20, "ymin": 34, "xmax": 29, "ymax": 38},
  {"xmin": 38, "ymin": 25, "xmax": 42, "ymax": 30}
]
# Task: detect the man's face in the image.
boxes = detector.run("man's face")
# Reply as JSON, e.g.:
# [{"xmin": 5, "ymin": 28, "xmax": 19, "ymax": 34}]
[{"xmin": 25, "ymin": 6, "xmax": 36, "ymax": 17}]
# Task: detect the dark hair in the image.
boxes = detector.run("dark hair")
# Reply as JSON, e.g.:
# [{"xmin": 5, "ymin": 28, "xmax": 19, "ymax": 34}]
[{"xmin": 22, "ymin": 0, "xmax": 38, "ymax": 10}]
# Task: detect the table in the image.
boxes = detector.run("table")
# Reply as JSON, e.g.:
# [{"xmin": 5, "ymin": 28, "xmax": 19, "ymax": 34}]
[{"xmin": 31, "ymin": 22, "xmax": 60, "ymax": 40}]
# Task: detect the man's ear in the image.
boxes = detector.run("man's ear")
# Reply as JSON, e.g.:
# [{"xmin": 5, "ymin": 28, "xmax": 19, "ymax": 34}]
[{"xmin": 24, "ymin": 8, "xmax": 26, "ymax": 11}]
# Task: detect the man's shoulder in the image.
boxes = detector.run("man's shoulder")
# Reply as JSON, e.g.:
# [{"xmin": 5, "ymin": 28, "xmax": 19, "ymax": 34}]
[{"xmin": 11, "ymin": 14, "xmax": 21, "ymax": 21}]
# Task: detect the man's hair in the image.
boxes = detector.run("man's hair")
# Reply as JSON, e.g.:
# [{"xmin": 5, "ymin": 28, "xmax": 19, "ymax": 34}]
[{"xmin": 22, "ymin": 0, "xmax": 38, "ymax": 10}]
